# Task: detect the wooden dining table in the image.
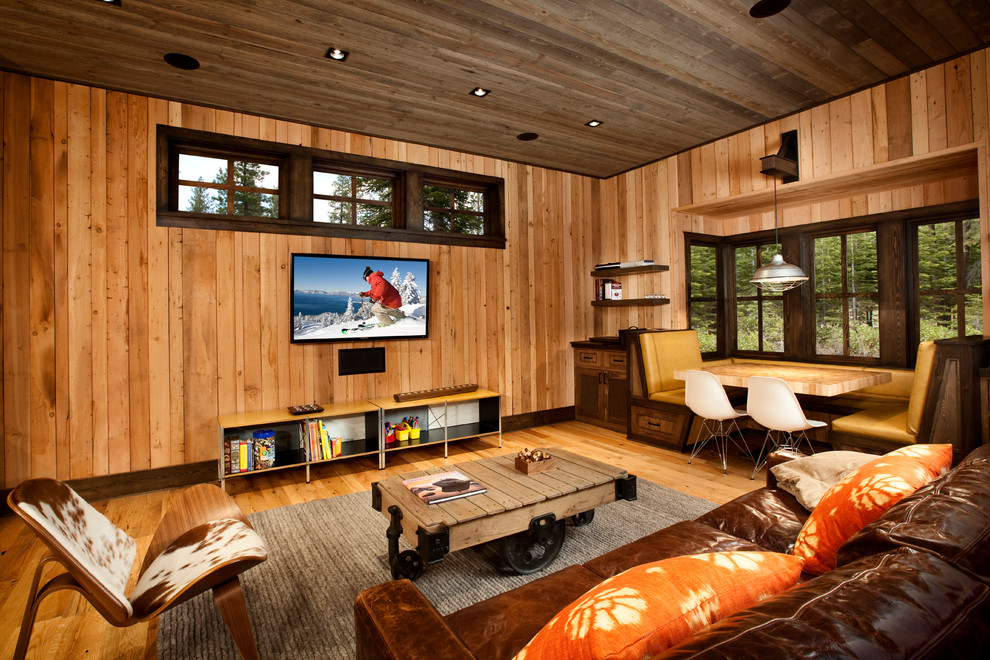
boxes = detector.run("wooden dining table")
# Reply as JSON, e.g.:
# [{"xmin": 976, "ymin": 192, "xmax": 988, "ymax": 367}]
[{"xmin": 673, "ymin": 362, "xmax": 892, "ymax": 397}]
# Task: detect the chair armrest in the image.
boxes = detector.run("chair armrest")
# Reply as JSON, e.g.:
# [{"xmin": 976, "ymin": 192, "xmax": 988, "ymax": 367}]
[
  {"xmin": 765, "ymin": 450, "xmax": 804, "ymax": 489},
  {"xmin": 354, "ymin": 579, "xmax": 475, "ymax": 660}
]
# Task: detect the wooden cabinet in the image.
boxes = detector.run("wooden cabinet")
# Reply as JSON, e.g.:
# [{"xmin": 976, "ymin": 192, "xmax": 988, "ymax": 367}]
[
  {"xmin": 573, "ymin": 343, "xmax": 628, "ymax": 432},
  {"xmin": 369, "ymin": 389, "xmax": 502, "ymax": 468},
  {"xmin": 218, "ymin": 390, "xmax": 501, "ymax": 487},
  {"xmin": 218, "ymin": 401, "xmax": 380, "ymax": 490}
]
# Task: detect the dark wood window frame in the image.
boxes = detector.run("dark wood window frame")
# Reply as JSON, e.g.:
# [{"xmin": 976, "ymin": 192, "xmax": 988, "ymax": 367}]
[
  {"xmin": 157, "ymin": 125, "xmax": 506, "ymax": 249},
  {"xmin": 686, "ymin": 199, "xmax": 979, "ymax": 368}
]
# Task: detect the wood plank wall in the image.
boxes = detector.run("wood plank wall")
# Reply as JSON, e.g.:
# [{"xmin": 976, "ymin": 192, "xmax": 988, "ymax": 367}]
[
  {"xmin": 0, "ymin": 75, "xmax": 599, "ymax": 487},
  {"xmin": 596, "ymin": 51, "xmax": 989, "ymax": 331},
  {"xmin": 3, "ymin": 48, "xmax": 990, "ymax": 487}
]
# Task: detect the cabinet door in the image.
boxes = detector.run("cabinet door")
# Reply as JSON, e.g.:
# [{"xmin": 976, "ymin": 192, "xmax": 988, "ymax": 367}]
[
  {"xmin": 604, "ymin": 373, "xmax": 629, "ymax": 427},
  {"xmin": 575, "ymin": 367, "xmax": 605, "ymax": 421}
]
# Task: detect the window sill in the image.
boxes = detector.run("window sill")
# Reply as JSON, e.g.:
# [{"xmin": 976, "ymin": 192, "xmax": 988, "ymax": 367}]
[{"xmin": 157, "ymin": 212, "xmax": 506, "ymax": 249}]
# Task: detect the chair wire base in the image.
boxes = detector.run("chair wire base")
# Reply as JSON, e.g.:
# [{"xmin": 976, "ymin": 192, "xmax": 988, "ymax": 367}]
[
  {"xmin": 688, "ymin": 418, "xmax": 756, "ymax": 475},
  {"xmin": 750, "ymin": 429, "xmax": 817, "ymax": 480}
]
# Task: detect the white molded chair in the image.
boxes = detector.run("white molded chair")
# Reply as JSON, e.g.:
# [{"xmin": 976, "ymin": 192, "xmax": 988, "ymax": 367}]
[
  {"xmin": 685, "ymin": 370, "xmax": 755, "ymax": 475},
  {"xmin": 747, "ymin": 376, "xmax": 826, "ymax": 479}
]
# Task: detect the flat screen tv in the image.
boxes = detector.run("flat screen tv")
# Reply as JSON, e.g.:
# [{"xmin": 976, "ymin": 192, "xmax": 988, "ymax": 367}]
[{"xmin": 291, "ymin": 253, "xmax": 429, "ymax": 343}]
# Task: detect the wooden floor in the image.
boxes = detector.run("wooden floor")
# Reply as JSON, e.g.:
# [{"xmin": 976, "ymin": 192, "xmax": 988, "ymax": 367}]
[{"xmin": 0, "ymin": 421, "xmax": 758, "ymax": 659}]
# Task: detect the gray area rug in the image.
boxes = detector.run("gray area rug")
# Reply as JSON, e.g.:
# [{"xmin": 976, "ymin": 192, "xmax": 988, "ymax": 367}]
[{"xmin": 158, "ymin": 480, "xmax": 715, "ymax": 660}]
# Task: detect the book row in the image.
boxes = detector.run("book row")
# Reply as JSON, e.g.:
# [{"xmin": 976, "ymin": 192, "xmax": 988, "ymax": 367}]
[{"xmin": 594, "ymin": 278, "xmax": 623, "ymax": 300}]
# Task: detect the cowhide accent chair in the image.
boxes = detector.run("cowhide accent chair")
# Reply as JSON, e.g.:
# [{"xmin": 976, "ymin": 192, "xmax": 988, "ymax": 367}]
[{"xmin": 7, "ymin": 479, "xmax": 269, "ymax": 660}]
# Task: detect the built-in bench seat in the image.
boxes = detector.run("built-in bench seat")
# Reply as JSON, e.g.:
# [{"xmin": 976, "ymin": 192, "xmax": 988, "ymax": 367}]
[{"xmin": 627, "ymin": 331, "xmax": 988, "ymax": 460}]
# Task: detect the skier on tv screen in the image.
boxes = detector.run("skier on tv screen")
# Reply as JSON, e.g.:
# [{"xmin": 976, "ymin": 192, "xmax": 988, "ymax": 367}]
[{"xmin": 361, "ymin": 266, "xmax": 407, "ymax": 327}]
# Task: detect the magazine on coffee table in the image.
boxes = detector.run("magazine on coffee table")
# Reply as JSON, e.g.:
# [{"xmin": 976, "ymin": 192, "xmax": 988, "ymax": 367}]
[{"xmin": 402, "ymin": 470, "xmax": 486, "ymax": 505}]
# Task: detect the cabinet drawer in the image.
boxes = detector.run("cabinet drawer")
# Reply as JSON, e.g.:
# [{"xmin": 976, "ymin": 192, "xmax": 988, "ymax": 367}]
[
  {"xmin": 630, "ymin": 404, "xmax": 688, "ymax": 449},
  {"xmin": 605, "ymin": 352, "xmax": 627, "ymax": 372},
  {"xmin": 575, "ymin": 349, "xmax": 602, "ymax": 368}
]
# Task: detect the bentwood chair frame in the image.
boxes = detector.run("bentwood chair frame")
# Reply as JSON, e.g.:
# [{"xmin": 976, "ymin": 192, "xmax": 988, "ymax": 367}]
[{"xmin": 7, "ymin": 479, "xmax": 268, "ymax": 660}]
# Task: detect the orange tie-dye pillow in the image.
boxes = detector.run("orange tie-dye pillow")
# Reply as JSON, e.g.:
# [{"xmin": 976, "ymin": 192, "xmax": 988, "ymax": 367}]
[
  {"xmin": 793, "ymin": 444, "xmax": 952, "ymax": 575},
  {"xmin": 512, "ymin": 552, "xmax": 803, "ymax": 660}
]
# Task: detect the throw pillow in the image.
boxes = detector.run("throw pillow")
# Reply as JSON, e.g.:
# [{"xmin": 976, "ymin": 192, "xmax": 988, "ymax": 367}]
[
  {"xmin": 512, "ymin": 551, "xmax": 804, "ymax": 660},
  {"xmin": 771, "ymin": 451, "xmax": 877, "ymax": 510},
  {"xmin": 792, "ymin": 444, "xmax": 952, "ymax": 575}
]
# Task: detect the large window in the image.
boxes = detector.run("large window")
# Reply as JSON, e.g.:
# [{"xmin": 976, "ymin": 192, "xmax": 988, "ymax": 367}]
[
  {"xmin": 735, "ymin": 243, "xmax": 783, "ymax": 353},
  {"xmin": 159, "ymin": 125, "xmax": 505, "ymax": 248},
  {"xmin": 916, "ymin": 217, "xmax": 982, "ymax": 339},
  {"xmin": 687, "ymin": 203, "xmax": 981, "ymax": 365},
  {"xmin": 813, "ymin": 230, "xmax": 878, "ymax": 358}
]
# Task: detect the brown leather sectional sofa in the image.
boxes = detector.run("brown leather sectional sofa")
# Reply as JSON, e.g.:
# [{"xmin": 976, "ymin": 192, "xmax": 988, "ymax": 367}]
[{"xmin": 354, "ymin": 445, "xmax": 990, "ymax": 659}]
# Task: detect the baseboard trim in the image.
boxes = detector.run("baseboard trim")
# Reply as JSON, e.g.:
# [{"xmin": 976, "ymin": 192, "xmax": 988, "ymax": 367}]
[
  {"xmin": 501, "ymin": 406, "xmax": 576, "ymax": 432},
  {"xmin": 3, "ymin": 408, "xmax": 578, "ymax": 515},
  {"xmin": 1, "ymin": 461, "xmax": 217, "ymax": 515}
]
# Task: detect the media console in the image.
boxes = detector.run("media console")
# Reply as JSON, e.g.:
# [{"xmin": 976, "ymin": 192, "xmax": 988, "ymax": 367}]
[{"xmin": 217, "ymin": 389, "xmax": 501, "ymax": 489}]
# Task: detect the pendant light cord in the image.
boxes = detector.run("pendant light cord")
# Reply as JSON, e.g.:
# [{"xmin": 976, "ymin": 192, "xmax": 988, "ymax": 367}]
[{"xmin": 773, "ymin": 176, "xmax": 779, "ymax": 247}]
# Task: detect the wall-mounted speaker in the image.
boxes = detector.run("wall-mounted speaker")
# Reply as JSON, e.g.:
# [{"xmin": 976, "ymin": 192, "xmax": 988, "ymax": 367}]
[{"xmin": 338, "ymin": 347, "xmax": 386, "ymax": 376}]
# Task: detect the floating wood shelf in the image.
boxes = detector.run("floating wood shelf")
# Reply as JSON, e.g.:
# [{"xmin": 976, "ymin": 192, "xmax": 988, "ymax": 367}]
[
  {"xmin": 590, "ymin": 264, "xmax": 670, "ymax": 276},
  {"xmin": 673, "ymin": 143, "xmax": 980, "ymax": 220},
  {"xmin": 592, "ymin": 298, "xmax": 669, "ymax": 307}
]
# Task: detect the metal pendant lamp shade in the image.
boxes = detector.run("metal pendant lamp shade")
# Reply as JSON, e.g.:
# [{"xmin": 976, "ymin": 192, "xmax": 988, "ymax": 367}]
[
  {"xmin": 751, "ymin": 158, "xmax": 808, "ymax": 292},
  {"xmin": 751, "ymin": 253, "xmax": 808, "ymax": 292}
]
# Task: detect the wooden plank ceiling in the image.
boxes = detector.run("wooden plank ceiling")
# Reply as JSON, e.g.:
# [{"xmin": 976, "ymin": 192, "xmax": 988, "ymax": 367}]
[{"xmin": 1, "ymin": 0, "xmax": 988, "ymax": 178}]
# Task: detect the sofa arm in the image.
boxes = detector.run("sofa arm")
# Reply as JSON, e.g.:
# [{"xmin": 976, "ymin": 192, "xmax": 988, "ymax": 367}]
[
  {"xmin": 765, "ymin": 450, "xmax": 804, "ymax": 489},
  {"xmin": 354, "ymin": 579, "xmax": 475, "ymax": 660}
]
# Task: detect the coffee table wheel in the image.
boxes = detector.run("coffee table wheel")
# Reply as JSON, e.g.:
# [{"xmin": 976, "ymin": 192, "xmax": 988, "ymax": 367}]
[
  {"xmin": 391, "ymin": 549, "xmax": 425, "ymax": 581},
  {"xmin": 570, "ymin": 509, "xmax": 595, "ymax": 527},
  {"xmin": 499, "ymin": 517, "xmax": 566, "ymax": 575}
]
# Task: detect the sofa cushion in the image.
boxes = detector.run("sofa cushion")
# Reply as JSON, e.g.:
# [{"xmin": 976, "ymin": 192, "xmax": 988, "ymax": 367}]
[
  {"xmin": 655, "ymin": 549, "xmax": 990, "ymax": 659},
  {"xmin": 695, "ymin": 488, "xmax": 808, "ymax": 555},
  {"xmin": 907, "ymin": 340, "xmax": 937, "ymax": 435},
  {"xmin": 769, "ymin": 450, "xmax": 877, "ymax": 510},
  {"xmin": 514, "ymin": 552, "xmax": 803, "ymax": 660},
  {"xmin": 830, "ymin": 403, "xmax": 914, "ymax": 444},
  {"xmin": 648, "ymin": 388, "xmax": 687, "ymax": 406},
  {"xmin": 583, "ymin": 520, "xmax": 768, "ymax": 579},
  {"xmin": 443, "ymin": 564, "xmax": 604, "ymax": 660},
  {"xmin": 792, "ymin": 444, "xmax": 952, "ymax": 575},
  {"xmin": 838, "ymin": 444, "xmax": 990, "ymax": 578},
  {"xmin": 639, "ymin": 330, "xmax": 702, "ymax": 395}
]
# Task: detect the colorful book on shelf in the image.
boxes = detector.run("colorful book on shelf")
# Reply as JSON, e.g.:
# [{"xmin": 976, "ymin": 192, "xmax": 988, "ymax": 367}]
[
  {"xmin": 320, "ymin": 424, "xmax": 331, "ymax": 461},
  {"xmin": 401, "ymin": 470, "xmax": 486, "ymax": 505}
]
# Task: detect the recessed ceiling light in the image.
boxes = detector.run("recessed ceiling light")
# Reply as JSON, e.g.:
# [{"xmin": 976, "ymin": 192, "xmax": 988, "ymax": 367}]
[
  {"xmin": 517, "ymin": 132, "xmax": 539, "ymax": 141},
  {"xmin": 470, "ymin": 87, "xmax": 491, "ymax": 97},
  {"xmin": 325, "ymin": 47, "xmax": 349, "ymax": 61},
  {"xmin": 749, "ymin": 0, "xmax": 790, "ymax": 18},
  {"xmin": 585, "ymin": 120, "xmax": 603, "ymax": 128},
  {"xmin": 163, "ymin": 52, "xmax": 200, "ymax": 70},
  {"xmin": 97, "ymin": 0, "xmax": 122, "ymax": 5}
]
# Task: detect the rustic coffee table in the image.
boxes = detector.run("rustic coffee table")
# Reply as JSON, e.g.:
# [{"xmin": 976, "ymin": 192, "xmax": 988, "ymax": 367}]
[{"xmin": 371, "ymin": 448, "xmax": 637, "ymax": 580}]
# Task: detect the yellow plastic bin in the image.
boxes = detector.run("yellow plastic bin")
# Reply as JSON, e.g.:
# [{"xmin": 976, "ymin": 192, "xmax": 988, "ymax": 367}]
[{"xmin": 396, "ymin": 428, "xmax": 410, "ymax": 445}]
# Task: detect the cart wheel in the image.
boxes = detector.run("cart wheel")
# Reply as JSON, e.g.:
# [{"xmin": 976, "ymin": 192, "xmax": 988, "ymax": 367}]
[
  {"xmin": 570, "ymin": 509, "xmax": 595, "ymax": 527},
  {"xmin": 499, "ymin": 518, "xmax": 566, "ymax": 574},
  {"xmin": 391, "ymin": 549, "xmax": 425, "ymax": 580}
]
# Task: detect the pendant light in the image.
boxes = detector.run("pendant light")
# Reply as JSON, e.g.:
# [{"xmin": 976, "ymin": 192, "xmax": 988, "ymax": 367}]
[{"xmin": 751, "ymin": 134, "xmax": 808, "ymax": 293}]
